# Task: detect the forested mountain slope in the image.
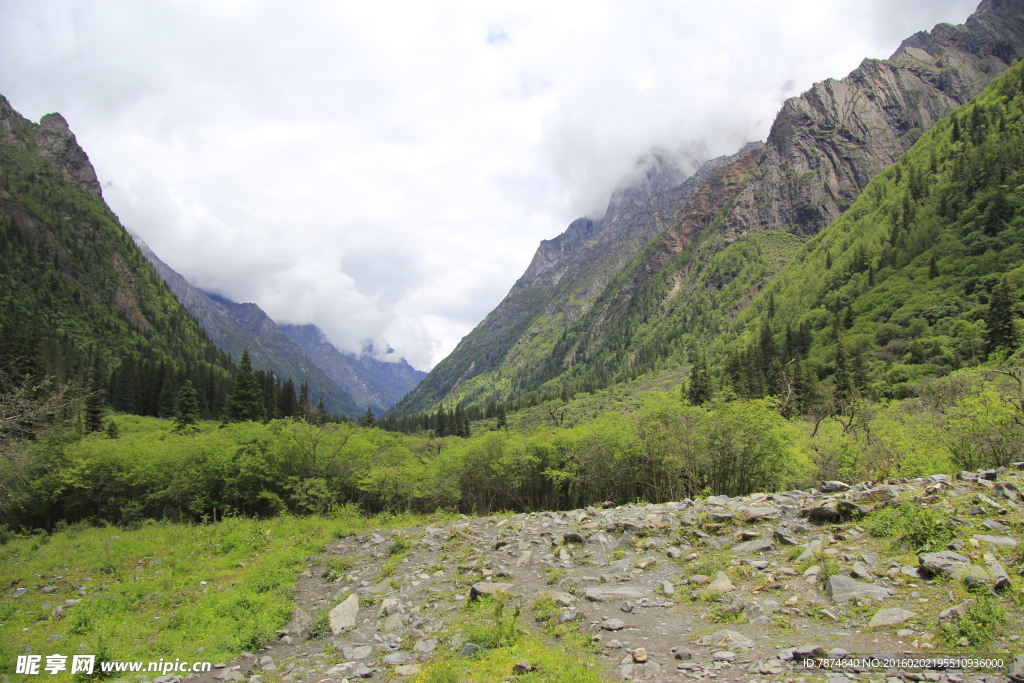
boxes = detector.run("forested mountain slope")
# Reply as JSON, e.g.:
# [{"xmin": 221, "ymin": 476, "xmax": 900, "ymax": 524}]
[
  {"xmin": 718, "ymin": 57, "xmax": 1024, "ymax": 406},
  {"xmin": 0, "ymin": 95, "xmax": 235, "ymax": 415},
  {"xmin": 137, "ymin": 239, "xmax": 361, "ymax": 417},
  {"xmin": 391, "ymin": 145, "xmax": 760, "ymax": 414},
  {"xmin": 403, "ymin": 0, "xmax": 1024, "ymax": 413}
]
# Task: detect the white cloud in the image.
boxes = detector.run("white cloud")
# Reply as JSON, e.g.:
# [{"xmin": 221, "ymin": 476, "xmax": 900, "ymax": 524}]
[{"xmin": 0, "ymin": 0, "xmax": 980, "ymax": 370}]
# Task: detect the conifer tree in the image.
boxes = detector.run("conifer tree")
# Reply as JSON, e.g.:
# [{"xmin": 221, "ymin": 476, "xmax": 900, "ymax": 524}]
[
  {"xmin": 686, "ymin": 350, "xmax": 713, "ymax": 406},
  {"xmin": 359, "ymin": 407, "xmax": 377, "ymax": 427},
  {"xmin": 172, "ymin": 380, "xmax": 201, "ymax": 435},
  {"xmin": 84, "ymin": 348, "xmax": 106, "ymax": 434},
  {"xmin": 986, "ymin": 276, "xmax": 1020, "ymax": 353},
  {"xmin": 279, "ymin": 378, "xmax": 298, "ymax": 418},
  {"xmin": 833, "ymin": 337, "xmax": 854, "ymax": 404},
  {"xmin": 223, "ymin": 350, "xmax": 266, "ymax": 423},
  {"xmin": 298, "ymin": 382, "xmax": 311, "ymax": 419}
]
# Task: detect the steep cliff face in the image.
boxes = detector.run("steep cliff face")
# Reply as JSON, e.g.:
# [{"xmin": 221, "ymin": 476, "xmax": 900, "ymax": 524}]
[
  {"xmin": 731, "ymin": 0, "xmax": 1024, "ymax": 243},
  {"xmin": 398, "ymin": 0, "xmax": 1024, "ymax": 414}
]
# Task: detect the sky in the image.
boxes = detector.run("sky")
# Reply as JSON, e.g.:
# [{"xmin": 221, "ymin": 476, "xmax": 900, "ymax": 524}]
[{"xmin": 0, "ymin": 0, "xmax": 980, "ymax": 371}]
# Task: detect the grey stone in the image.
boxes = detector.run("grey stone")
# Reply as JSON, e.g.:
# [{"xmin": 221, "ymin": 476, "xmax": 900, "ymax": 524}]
[
  {"xmin": 825, "ymin": 575, "xmax": 890, "ymax": 603},
  {"xmin": 973, "ymin": 534, "xmax": 1018, "ymax": 548},
  {"xmin": 850, "ymin": 563, "xmax": 874, "ymax": 580},
  {"xmin": 732, "ymin": 537, "xmax": 774, "ymax": 553},
  {"xmin": 342, "ymin": 645, "xmax": 373, "ymax": 661},
  {"xmin": 469, "ymin": 582, "xmax": 513, "ymax": 600},
  {"xmin": 740, "ymin": 506, "xmax": 783, "ymax": 522},
  {"xmin": 938, "ymin": 600, "xmax": 976, "ymax": 625},
  {"xmin": 918, "ymin": 551, "xmax": 971, "ymax": 578},
  {"xmin": 696, "ymin": 629, "xmax": 754, "ymax": 649},
  {"xmin": 707, "ymin": 571, "xmax": 735, "ymax": 592},
  {"xmin": 329, "ymin": 595, "xmax": 359, "ymax": 634},
  {"xmin": 383, "ymin": 652, "xmax": 409, "ymax": 666},
  {"xmin": 283, "ymin": 607, "xmax": 313, "ymax": 639},
  {"xmin": 820, "ymin": 481, "xmax": 851, "ymax": 493},
  {"xmin": 584, "ymin": 586, "xmax": 643, "ymax": 602},
  {"xmin": 413, "ymin": 638, "xmax": 437, "ymax": 654},
  {"xmin": 868, "ymin": 608, "xmax": 916, "ymax": 628},
  {"xmin": 773, "ymin": 528, "xmax": 801, "ymax": 545},
  {"xmin": 601, "ymin": 618, "xmax": 626, "ymax": 631}
]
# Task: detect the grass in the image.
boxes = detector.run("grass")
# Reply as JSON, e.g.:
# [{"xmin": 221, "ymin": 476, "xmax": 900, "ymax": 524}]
[
  {"xmin": 0, "ymin": 508, "xmax": 440, "ymax": 682},
  {"xmin": 866, "ymin": 503, "xmax": 958, "ymax": 552},
  {"xmin": 938, "ymin": 596, "xmax": 1008, "ymax": 649},
  {"xmin": 414, "ymin": 595, "xmax": 603, "ymax": 683}
]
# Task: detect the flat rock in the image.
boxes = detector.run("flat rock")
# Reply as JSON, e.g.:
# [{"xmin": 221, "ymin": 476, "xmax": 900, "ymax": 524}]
[
  {"xmin": 918, "ymin": 551, "xmax": 970, "ymax": 578},
  {"xmin": 707, "ymin": 571, "xmax": 735, "ymax": 592},
  {"xmin": 584, "ymin": 586, "xmax": 643, "ymax": 602},
  {"xmin": 740, "ymin": 506, "xmax": 782, "ymax": 522},
  {"xmin": 973, "ymin": 534, "xmax": 1018, "ymax": 547},
  {"xmin": 469, "ymin": 582, "xmax": 513, "ymax": 600},
  {"xmin": 732, "ymin": 537, "xmax": 774, "ymax": 553},
  {"xmin": 825, "ymin": 575, "xmax": 890, "ymax": 603},
  {"xmin": 868, "ymin": 608, "xmax": 916, "ymax": 628},
  {"xmin": 696, "ymin": 629, "xmax": 755, "ymax": 649}
]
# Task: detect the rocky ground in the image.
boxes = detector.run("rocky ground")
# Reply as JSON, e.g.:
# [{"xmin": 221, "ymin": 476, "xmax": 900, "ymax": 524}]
[{"xmin": 182, "ymin": 466, "xmax": 1024, "ymax": 683}]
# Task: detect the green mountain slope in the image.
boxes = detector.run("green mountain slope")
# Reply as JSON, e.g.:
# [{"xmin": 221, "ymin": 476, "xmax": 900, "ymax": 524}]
[
  {"xmin": 410, "ymin": 0, "xmax": 1024, "ymax": 413},
  {"xmin": 720, "ymin": 58, "xmax": 1024, "ymax": 402},
  {"xmin": 0, "ymin": 96, "xmax": 234, "ymax": 411}
]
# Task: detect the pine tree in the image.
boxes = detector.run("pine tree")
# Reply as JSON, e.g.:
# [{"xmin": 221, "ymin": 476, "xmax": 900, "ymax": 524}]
[
  {"xmin": 985, "ymin": 276, "xmax": 1020, "ymax": 353},
  {"xmin": 279, "ymin": 378, "xmax": 298, "ymax": 418},
  {"xmin": 223, "ymin": 350, "xmax": 266, "ymax": 423},
  {"xmin": 686, "ymin": 350, "xmax": 713, "ymax": 406},
  {"xmin": 359, "ymin": 407, "xmax": 377, "ymax": 427},
  {"xmin": 298, "ymin": 382, "xmax": 311, "ymax": 419},
  {"xmin": 172, "ymin": 380, "xmax": 201, "ymax": 435},
  {"xmin": 84, "ymin": 348, "xmax": 106, "ymax": 434},
  {"xmin": 833, "ymin": 337, "xmax": 854, "ymax": 404}
]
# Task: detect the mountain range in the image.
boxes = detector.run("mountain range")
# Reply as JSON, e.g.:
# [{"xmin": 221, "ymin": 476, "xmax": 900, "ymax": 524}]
[
  {"xmin": 138, "ymin": 238, "xmax": 425, "ymax": 416},
  {"xmin": 2, "ymin": 0, "xmax": 1022, "ymax": 428},
  {"xmin": 0, "ymin": 94, "xmax": 424, "ymax": 419},
  {"xmin": 392, "ymin": 0, "xmax": 1024, "ymax": 417}
]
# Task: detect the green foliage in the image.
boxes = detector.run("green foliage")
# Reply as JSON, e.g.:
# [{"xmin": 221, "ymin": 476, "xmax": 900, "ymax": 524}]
[
  {"xmin": 0, "ymin": 512, "xmax": 399, "ymax": 677},
  {"xmin": 223, "ymin": 351, "xmax": 267, "ymax": 423},
  {"xmin": 939, "ymin": 596, "xmax": 1007, "ymax": 648},
  {"xmin": 172, "ymin": 379, "xmax": 202, "ymax": 435},
  {"xmin": 461, "ymin": 597, "xmax": 522, "ymax": 651},
  {"xmin": 867, "ymin": 503, "xmax": 957, "ymax": 552}
]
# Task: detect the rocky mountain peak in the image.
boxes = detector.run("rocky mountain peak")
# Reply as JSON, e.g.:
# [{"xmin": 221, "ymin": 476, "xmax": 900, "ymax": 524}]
[{"xmin": 34, "ymin": 111, "xmax": 103, "ymax": 199}]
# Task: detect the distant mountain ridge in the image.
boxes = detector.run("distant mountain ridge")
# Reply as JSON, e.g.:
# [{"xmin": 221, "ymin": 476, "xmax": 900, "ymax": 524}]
[
  {"xmin": 279, "ymin": 324, "xmax": 426, "ymax": 414},
  {"xmin": 393, "ymin": 0, "xmax": 1024, "ymax": 416},
  {"xmin": 138, "ymin": 240, "xmax": 425, "ymax": 416}
]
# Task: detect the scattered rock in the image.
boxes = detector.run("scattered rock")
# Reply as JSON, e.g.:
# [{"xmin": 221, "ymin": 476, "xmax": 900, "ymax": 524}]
[
  {"xmin": 584, "ymin": 586, "xmax": 644, "ymax": 602},
  {"xmin": 469, "ymin": 582, "xmax": 513, "ymax": 600},
  {"xmin": 825, "ymin": 575, "xmax": 890, "ymax": 603}
]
